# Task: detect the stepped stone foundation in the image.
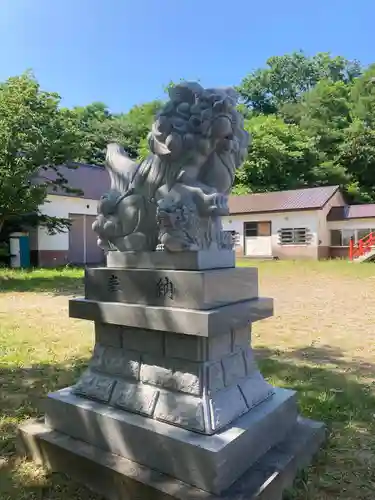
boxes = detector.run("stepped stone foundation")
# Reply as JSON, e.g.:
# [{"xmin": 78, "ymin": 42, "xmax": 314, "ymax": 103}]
[{"xmin": 18, "ymin": 250, "xmax": 326, "ymax": 499}]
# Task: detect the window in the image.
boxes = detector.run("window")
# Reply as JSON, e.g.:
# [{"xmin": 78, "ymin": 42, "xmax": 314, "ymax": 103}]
[
  {"xmin": 279, "ymin": 228, "xmax": 309, "ymax": 245},
  {"xmin": 330, "ymin": 229, "xmax": 342, "ymax": 246},
  {"xmin": 258, "ymin": 221, "xmax": 271, "ymax": 236},
  {"xmin": 330, "ymin": 228, "xmax": 375, "ymax": 246},
  {"xmin": 244, "ymin": 222, "xmax": 258, "ymax": 237},
  {"xmin": 357, "ymin": 229, "xmax": 373, "ymax": 241},
  {"xmin": 341, "ymin": 229, "xmax": 356, "ymax": 247}
]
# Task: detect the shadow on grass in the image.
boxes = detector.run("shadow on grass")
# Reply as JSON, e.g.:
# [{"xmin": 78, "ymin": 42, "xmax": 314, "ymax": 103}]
[
  {"xmin": 0, "ymin": 269, "xmax": 84, "ymax": 295},
  {"xmin": 255, "ymin": 346, "xmax": 375, "ymax": 500},
  {"xmin": 255, "ymin": 343, "xmax": 375, "ymax": 381},
  {"xmin": 0, "ymin": 359, "xmax": 88, "ymax": 456},
  {"xmin": 0, "ymin": 357, "xmax": 97, "ymax": 499},
  {"xmin": 0, "ymin": 346, "xmax": 374, "ymax": 499}
]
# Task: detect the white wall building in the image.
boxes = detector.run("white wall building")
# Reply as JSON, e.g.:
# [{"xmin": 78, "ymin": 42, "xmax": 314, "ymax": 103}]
[
  {"xmin": 223, "ymin": 186, "xmax": 375, "ymax": 260},
  {"xmin": 30, "ymin": 164, "xmax": 109, "ymax": 267}
]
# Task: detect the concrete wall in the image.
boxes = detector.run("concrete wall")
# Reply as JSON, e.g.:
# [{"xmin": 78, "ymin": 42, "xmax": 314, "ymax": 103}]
[
  {"xmin": 330, "ymin": 247, "xmax": 348, "ymax": 259},
  {"xmin": 327, "ymin": 217, "xmax": 375, "ymax": 232},
  {"xmin": 36, "ymin": 195, "xmax": 98, "ymax": 266},
  {"xmin": 223, "ymin": 210, "xmax": 320, "ymax": 259},
  {"xmin": 317, "ymin": 190, "xmax": 346, "ymax": 258}
]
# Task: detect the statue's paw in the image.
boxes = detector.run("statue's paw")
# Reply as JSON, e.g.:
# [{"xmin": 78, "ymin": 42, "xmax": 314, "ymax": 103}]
[
  {"xmin": 97, "ymin": 238, "xmax": 111, "ymax": 251},
  {"xmin": 162, "ymin": 234, "xmax": 187, "ymax": 252},
  {"xmin": 188, "ymin": 243, "xmax": 200, "ymax": 251},
  {"xmin": 163, "ymin": 235, "xmax": 199, "ymax": 253},
  {"xmin": 103, "ymin": 219, "xmax": 118, "ymax": 235},
  {"xmin": 209, "ymin": 205, "xmax": 230, "ymax": 216},
  {"xmin": 203, "ymin": 193, "xmax": 228, "ymax": 215},
  {"xmin": 115, "ymin": 232, "xmax": 153, "ymax": 252}
]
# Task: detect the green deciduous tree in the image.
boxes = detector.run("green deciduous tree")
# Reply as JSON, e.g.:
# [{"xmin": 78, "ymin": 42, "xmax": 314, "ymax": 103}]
[
  {"xmin": 0, "ymin": 72, "xmax": 81, "ymax": 238},
  {"xmin": 336, "ymin": 121, "xmax": 375, "ymax": 202},
  {"xmin": 298, "ymin": 80, "xmax": 352, "ymax": 163},
  {"xmin": 73, "ymin": 100, "xmax": 163, "ymax": 164},
  {"xmin": 234, "ymin": 115, "xmax": 319, "ymax": 194},
  {"xmin": 236, "ymin": 52, "xmax": 369, "ymax": 198},
  {"xmin": 238, "ymin": 52, "xmax": 361, "ymax": 116},
  {"xmin": 350, "ymin": 64, "xmax": 375, "ymax": 127},
  {"xmin": 118, "ymin": 101, "xmax": 163, "ymax": 158},
  {"xmin": 68, "ymin": 102, "xmax": 111, "ymax": 164}
]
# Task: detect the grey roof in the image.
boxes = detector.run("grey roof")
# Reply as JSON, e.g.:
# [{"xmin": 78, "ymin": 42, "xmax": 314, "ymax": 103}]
[
  {"xmin": 40, "ymin": 166, "xmax": 345, "ymax": 218},
  {"xmin": 228, "ymin": 185, "xmax": 340, "ymax": 214},
  {"xmin": 41, "ymin": 163, "xmax": 110, "ymax": 200},
  {"xmin": 327, "ymin": 204, "xmax": 375, "ymax": 221}
]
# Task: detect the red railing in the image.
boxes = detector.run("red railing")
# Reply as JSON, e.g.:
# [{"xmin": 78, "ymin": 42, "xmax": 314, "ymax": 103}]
[{"xmin": 349, "ymin": 231, "xmax": 375, "ymax": 260}]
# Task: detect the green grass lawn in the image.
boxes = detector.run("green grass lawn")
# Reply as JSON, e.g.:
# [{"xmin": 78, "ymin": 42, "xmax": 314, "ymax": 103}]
[
  {"xmin": 0, "ymin": 267, "xmax": 84, "ymax": 294},
  {"xmin": 0, "ymin": 261, "xmax": 375, "ymax": 499}
]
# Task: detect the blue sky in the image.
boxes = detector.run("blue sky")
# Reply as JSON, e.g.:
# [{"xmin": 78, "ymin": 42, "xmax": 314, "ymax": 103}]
[{"xmin": 0, "ymin": 0, "xmax": 372, "ymax": 113}]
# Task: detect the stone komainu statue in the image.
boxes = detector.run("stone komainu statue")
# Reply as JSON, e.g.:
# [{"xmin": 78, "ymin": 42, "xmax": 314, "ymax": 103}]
[{"xmin": 92, "ymin": 82, "xmax": 250, "ymax": 253}]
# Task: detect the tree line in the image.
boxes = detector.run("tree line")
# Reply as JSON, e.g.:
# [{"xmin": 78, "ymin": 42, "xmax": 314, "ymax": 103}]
[{"xmin": 1, "ymin": 51, "xmax": 375, "ymax": 248}]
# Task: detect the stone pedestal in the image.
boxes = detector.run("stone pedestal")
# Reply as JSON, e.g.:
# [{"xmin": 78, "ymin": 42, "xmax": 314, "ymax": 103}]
[{"xmin": 18, "ymin": 251, "xmax": 325, "ymax": 498}]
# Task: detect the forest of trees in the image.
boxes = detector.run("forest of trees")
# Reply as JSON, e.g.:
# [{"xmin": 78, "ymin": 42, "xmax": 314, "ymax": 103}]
[{"xmin": 1, "ymin": 51, "xmax": 375, "ymax": 243}]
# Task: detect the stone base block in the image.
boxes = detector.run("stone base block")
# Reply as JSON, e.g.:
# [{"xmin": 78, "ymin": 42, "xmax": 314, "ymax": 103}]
[
  {"xmin": 94, "ymin": 323, "xmax": 253, "ymax": 362},
  {"xmin": 69, "ymin": 297, "xmax": 273, "ymax": 336},
  {"xmin": 85, "ymin": 267, "xmax": 258, "ymax": 310},
  {"xmin": 43, "ymin": 387, "xmax": 297, "ymax": 494},
  {"xmin": 107, "ymin": 249, "xmax": 235, "ymax": 270},
  {"xmin": 18, "ymin": 416, "xmax": 326, "ymax": 500}
]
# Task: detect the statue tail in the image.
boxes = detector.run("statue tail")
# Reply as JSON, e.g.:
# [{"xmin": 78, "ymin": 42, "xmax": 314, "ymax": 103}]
[{"xmin": 105, "ymin": 143, "xmax": 138, "ymax": 194}]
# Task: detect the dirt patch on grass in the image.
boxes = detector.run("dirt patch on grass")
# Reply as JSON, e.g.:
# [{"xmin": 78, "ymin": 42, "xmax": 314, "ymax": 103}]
[
  {"xmin": 255, "ymin": 263, "xmax": 375, "ymax": 377},
  {"xmin": 252, "ymin": 261, "xmax": 375, "ymax": 499}
]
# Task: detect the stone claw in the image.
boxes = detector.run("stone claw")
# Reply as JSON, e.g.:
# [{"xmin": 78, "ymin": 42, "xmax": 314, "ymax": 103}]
[{"xmin": 205, "ymin": 193, "xmax": 229, "ymax": 215}]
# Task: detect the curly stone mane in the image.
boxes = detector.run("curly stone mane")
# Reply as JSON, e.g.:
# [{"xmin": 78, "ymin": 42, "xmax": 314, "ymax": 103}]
[{"xmin": 141, "ymin": 82, "xmax": 250, "ymax": 195}]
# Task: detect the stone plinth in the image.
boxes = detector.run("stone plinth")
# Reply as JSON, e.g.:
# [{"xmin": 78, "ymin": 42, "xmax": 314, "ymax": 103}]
[
  {"xmin": 107, "ymin": 249, "xmax": 235, "ymax": 270},
  {"xmin": 18, "ymin": 253, "xmax": 325, "ymax": 498},
  {"xmin": 19, "ymin": 417, "xmax": 326, "ymax": 500},
  {"xmin": 43, "ymin": 386, "xmax": 297, "ymax": 493},
  {"xmin": 69, "ymin": 297, "xmax": 273, "ymax": 336},
  {"xmin": 84, "ymin": 267, "xmax": 259, "ymax": 309}
]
